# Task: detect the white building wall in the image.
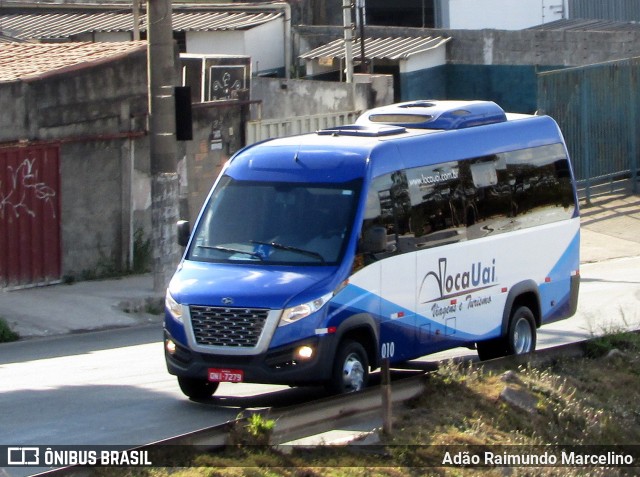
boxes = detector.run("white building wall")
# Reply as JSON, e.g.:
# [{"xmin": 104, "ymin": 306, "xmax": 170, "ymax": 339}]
[
  {"xmin": 94, "ymin": 32, "xmax": 131, "ymax": 42},
  {"xmin": 447, "ymin": 0, "xmax": 566, "ymax": 30},
  {"xmin": 185, "ymin": 19, "xmax": 284, "ymax": 75},
  {"xmin": 186, "ymin": 30, "xmax": 246, "ymax": 56},
  {"xmin": 401, "ymin": 44, "xmax": 448, "ymax": 74},
  {"xmin": 244, "ymin": 20, "xmax": 285, "ymax": 74}
]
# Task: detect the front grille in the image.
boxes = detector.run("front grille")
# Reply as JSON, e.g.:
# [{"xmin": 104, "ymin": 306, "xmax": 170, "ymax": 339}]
[{"xmin": 189, "ymin": 306, "xmax": 269, "ymax": 347}]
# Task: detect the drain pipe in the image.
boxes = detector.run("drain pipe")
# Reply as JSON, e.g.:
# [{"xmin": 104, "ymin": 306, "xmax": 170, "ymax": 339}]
[{"xmin": 280, "ymin": 2, "xmax": 292, "ymax": 79}]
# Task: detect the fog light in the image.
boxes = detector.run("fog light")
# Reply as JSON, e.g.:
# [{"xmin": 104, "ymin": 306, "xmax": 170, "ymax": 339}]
[
  {"xmin": 295, "ymin": 345, "xmax": 314, "ymax": 360},
  {"xmin": 165, "ymin": 339, "xmax": 177, "ymax": 355}
]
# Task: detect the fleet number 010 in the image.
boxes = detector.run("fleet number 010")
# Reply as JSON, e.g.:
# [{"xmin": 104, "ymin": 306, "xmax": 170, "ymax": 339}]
[{"xmin": 381, "ymin": 342, "xmax": 395, "ymax": 359}]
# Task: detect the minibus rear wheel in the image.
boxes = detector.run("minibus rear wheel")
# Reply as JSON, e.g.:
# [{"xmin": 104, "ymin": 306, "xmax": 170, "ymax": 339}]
[
  {"xmin": 177, "ymin": 376, "xmax": 219, "ymax": 400},
  {"xmin": 506, "ymin": 306, "xmax": 536, "ymax": 355},
  {"xmin": 327, "ymin": 340, "xmax": 369, "ymax": 394},
  {"xmin": 476, "ymin": 305, "xmax": 537, "ymax": 360}
]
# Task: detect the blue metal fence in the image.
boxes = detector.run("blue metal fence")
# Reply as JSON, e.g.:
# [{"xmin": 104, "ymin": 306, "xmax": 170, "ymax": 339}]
[
  {"xmin": 569, "ymin": 0, "xmax": 640, "ymax": 22},
  {"xmin": 537, "ymin": 57, "xmax": 640, "ymax": 201}
]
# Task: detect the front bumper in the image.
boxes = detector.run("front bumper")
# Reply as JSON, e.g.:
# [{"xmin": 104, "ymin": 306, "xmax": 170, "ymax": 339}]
[{"xmin": 164, "ymin": 328, "xmax": 337, "ymax": 386}]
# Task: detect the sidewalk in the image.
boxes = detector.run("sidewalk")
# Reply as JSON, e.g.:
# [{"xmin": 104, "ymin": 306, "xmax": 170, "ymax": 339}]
[
  {"xmin": 1, "ymin": 274, "xmax": 162, "ymax": 339},
  {"xmin": 578, "ymin": 192, "xmax": 640, "ymax": 263},
  {"xmin": 1, "ymin": 193, "xmax": 639, "ymax": 340}
]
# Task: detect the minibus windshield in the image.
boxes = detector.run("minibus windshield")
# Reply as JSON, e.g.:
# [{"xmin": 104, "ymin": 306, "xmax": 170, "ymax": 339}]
[{"xmin": 187, "ymin": 176, "xmax": 361, "ymax": 266}]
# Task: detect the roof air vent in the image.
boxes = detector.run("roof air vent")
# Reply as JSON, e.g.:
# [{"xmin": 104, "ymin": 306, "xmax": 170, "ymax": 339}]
[{"xmin": 356, "ymin": 100, "xmax": 508, "ymax": 130}]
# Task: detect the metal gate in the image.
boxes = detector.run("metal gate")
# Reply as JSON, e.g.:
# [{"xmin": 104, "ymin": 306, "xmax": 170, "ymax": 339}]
[
  {"xmin": 537, "ymin": 57, "xmax": 640, "ymax": 200},
  {"xmin": 1, "ymin": 145, "xmax": 61, "ymax": 288}
]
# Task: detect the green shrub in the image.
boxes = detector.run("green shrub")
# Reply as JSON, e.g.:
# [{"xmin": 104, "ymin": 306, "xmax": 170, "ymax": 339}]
[
  {"xmin": 132, "ymin": 228, "xmax": 152, "ymax": 274},
  {"xmin": 0, "ymin": 317, "xmax": 19, "ymax": 343},
  {"xmin": 585, "ymin": 330, "xmax": 640, "ymax": 358}
]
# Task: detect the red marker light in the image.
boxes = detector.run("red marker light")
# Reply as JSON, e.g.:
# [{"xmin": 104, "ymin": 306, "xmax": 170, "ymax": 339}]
[{"xmin": 328, "ymin": 326, "xmax": 337, "ymax": 334}]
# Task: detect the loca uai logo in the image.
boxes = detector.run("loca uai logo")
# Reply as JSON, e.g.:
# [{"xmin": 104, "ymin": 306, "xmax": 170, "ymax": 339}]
[{"xmin": 419, "ymin": 257, "xmax": 497, "ymax": 304}]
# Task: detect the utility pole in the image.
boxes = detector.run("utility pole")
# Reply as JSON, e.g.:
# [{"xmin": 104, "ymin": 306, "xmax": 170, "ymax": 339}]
[
  {"xmin": 147, "ymin": 0, "xmax": 180, "ymax": 293},
  {"xmin": 132, "ymin": 0, "xmax": 141, "ymax": 41},
  {"xmin": 356, "ymin": 0, "xmax": 367, "ymax": 73},
  {"xmin": 342, "ymin": 0, "xmax": 354, "ymax": 83}
]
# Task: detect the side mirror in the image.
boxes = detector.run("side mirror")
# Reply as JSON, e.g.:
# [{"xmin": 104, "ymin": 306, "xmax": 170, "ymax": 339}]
[
  {"xmin": 360, "ymin": 226, "xmax": 387, "ymax": 254},
  {"xmin": 177, "ymin": 220, "xmax": 191, "ymax": 247}
]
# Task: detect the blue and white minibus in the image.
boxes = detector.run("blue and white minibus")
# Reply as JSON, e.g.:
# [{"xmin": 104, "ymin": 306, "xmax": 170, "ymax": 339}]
[{"xmin": 164, "ymin": 100, "xmax": 580, "ymax": 398}]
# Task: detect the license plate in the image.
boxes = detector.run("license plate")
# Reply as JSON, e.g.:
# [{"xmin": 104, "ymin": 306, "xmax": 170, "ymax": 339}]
[{"xmin": 208, "ymin": 368, "xmax": 244, "ymax": 383}]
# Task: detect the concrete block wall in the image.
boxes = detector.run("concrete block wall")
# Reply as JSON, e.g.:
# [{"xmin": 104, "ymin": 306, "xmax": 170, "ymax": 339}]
[
  {"xmin": 296, "ymin": 25, "xmax": 640, "ymax": 68},
  {"xmin": 27, "ymin": 50, "xmax": 149, "ymax": 140},
  {"xmin": 443, "ymin": 28, "xmax": 640, "ymax": 66},
  {"xmin": 0, "ymin": 82, "xmax": 27, "ymax": 143},
  {"xmin": 251, "ymin": 77, "xmax": 371, "ymax": 119},
  {"xmin": 0, "ymin": 50, "xmax": 152, "ymax": 280},
  {"xmin": 296, "ymin": 25, "xmax": 640, "ymax": 111},
  {"xmin": 179, "ymin": 102, "xmax": 245, "ymax": 224}
]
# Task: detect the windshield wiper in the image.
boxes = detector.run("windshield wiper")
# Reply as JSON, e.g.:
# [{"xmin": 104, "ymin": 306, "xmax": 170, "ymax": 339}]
[
  {"xmin": 250, "ymin": 240, "xmax": 325, "ymax": 264},
  {"xmin": 197, "ymin": 245, "xmax": 263, "ymax": 261}
]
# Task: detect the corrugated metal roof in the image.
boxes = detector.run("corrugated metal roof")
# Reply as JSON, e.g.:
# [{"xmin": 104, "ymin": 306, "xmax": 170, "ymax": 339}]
[
  {"xmin": 173, "ymin": 11, "xmax": 281, "ymax": 32},
  {"xmin": 527, "ymin": 18, "xmax": 640, "ymax": 32},
  {"xmin": 0, "ymin": 10, "xmax": 282, "ymax": 41},
  {"xmin": 299, "ymin": 36, "xmax": 450, "ymax": 61},
  {"xmin": 0, "ymin": 33, "xmax": 23, "ymax": 43},
  {"xmin": 0, "ymin": 41, "xmax": 146, "ymax": 83}
]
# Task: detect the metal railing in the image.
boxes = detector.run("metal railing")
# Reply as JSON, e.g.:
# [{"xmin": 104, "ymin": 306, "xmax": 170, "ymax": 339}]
[{"xmin": 245, "ymin": 110, "xmax": 361, "ymax": 144}]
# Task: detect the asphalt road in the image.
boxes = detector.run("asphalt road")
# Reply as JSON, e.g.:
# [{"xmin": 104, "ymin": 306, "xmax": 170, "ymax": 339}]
[{"xmin": 0, "ymin": 256, "xmax": 638, "ymax": 473}]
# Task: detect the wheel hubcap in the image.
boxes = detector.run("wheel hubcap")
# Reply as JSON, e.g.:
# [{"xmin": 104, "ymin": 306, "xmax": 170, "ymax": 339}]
[
  {"xmin": 342, "ymin": 353, "xmax": 365, "ymax": 392},
  {"xmin": 513, "ymin": 317, "xmax": 533, "ymax": 354}
]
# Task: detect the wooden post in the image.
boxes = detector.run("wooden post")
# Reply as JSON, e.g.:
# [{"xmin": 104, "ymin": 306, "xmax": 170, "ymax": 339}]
[{"xmin": 381, "ymin": 358, "xmax": 392, "ymax": 435}]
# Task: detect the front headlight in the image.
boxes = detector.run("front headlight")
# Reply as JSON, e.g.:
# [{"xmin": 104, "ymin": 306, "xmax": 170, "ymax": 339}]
[
  {"xmin": 165, "ymin": 290, "xmax": 184, "ymax": 323},
  {"xmin": 279, "ymin": 292, "xmax": 333, "ymax": 326}
]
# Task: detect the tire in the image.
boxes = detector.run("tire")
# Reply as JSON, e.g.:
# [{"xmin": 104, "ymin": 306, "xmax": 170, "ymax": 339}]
[
  {"xmin": 177, "ymin": 376, "xmax": 219, "ymax": 400},
  {"xmin": 326, "ymin": 340, "xmax": 369, "ymax": 394},
  {"xmin": 477, "ymin": 305, "xmax": 537, "ymax": 360},
  {"xmin": 506, "ymin": 306, "xmax": 536, "ymax": 355}
]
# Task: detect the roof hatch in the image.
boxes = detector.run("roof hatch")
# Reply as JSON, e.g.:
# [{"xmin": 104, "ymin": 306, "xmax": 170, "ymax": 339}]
[
  {"xmin": 317, "ymin": 124, "xmax": 407, "ymax": 137},
  {"xmin": 355, "ymin": 100, "xmax": 507, "ymax": 130}
]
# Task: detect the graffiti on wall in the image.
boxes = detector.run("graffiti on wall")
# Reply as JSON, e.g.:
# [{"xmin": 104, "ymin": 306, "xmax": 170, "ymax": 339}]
[
  {"xmin": 1, "ymin": 157, "xmax": 57, "ymax": 219},
  {"xmin": 209, "ymin": 66, "xmax": 247, "ymax": 101}
]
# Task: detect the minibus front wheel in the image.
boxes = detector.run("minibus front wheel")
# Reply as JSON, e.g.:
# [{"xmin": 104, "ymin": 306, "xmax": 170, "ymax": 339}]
[
  {"xmin": 178, "ymin": 376, "xmax": 220, "ymax": 400},
  {"xmin": 327, "ymin": 340, "xmax": 370, "ymax": 394}
]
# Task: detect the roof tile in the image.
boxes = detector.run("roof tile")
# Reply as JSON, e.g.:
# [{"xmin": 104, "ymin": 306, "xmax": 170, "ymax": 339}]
[{"xmin": 0, "ymin": 41, "xmax": 146, "ymax": 83}]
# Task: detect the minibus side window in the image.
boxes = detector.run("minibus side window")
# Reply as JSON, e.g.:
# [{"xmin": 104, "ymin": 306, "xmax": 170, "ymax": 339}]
[
  {"xmin": 358, "ymin": 172, "xmax": 411, "ymax": 265},
  {"xmin": 352, "ymin": 143, "xmax": 575, "ymax": 275},
  {"xmin": 468, "ymin": 143, "xmax": 575, "ymax": 237},
  {"xmin": 356, "ymin": 162, "xmax": 466, "ymax": 268}
]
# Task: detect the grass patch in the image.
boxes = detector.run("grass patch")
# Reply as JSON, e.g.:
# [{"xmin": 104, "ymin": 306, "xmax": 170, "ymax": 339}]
[
  {"xmin": 93, "ymin": 333, "xmax": 640, "ymax": 476},
  {"xmin": 584, "ymin": 328, "xmax": 640, "ymax": 358},
  {"xmin": 0, "ymin": 317, "xmax": 19, "ymax": 342}
]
